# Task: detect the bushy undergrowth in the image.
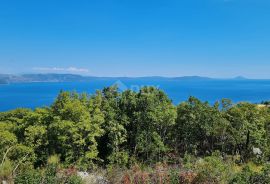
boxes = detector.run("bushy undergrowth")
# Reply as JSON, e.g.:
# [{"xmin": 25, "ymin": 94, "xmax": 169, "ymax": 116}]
[
  {"xmin": 15, "ymin": 169, "xmax": 42, "ymax": 184},
  {"xmin": 230, "ymin": 164, "xmax": 270, "ymax": 184},
  {"xmin": 2, "ymin": 154, "xmax": 270, "ymax": 184},
  {"xmin": 105, "ymin": 154, "xmax": 270, "ymax": 184},
  {"xmin": 13, "ymin": 164, "xmax": 83, "ymax": 184}
]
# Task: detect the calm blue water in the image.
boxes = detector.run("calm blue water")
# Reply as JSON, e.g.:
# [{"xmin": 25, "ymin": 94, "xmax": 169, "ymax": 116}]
[{"xmin": 1, "ymin": 79, "xmax": 270, "ymax": 111}]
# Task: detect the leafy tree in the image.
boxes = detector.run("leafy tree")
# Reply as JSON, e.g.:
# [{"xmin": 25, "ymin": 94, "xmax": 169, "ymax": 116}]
[
  {"xmin": 2, "ymin": 86, "xmax": 270, "ymax": 180},
  {"xmin": 98, "ymin": 86, "xmax": 129, "ymax": 166},
  {"xmin": 49, "ymin": 91, "xmax": 104, "ymax": 168},
  {"xmin": 174, "ymin": 97, "xmax": 228, "ymax": 156},
  {"xmin": 225, "ymin": 103, "xmax": 268, "ymax": 161},
  {"xmin": 133, "ymin": 87, "xmax": 176, "ymax": 162},
  {"xmin": 119, "ymin": 90, "xmax": 138, "ymax": 157},
  {"xmin": 0, "ymin": 128, "xmax": 17, "ymax": 152}
]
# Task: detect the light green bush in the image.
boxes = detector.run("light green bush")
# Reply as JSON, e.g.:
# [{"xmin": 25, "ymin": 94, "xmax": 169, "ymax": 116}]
[
  {"xmin": 194, "ymin": 153, "xmax": 235, "ymax": 183},
  {"xmin": 0, "ymin": 159, "xmax": 13, "ymax": 181},
  {"xmin": 66, "ymin": 175, "xmax": 84, "ymax": 184}
]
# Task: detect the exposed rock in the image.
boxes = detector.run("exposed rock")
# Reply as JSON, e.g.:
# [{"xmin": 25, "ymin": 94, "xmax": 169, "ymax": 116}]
[
  {"xmin": 77, "ymin": 171, "xmax": 89, "ymax": 179},
  {"xmin": 253, "ymin": 147, "xmax": 262, "ymax": 155},
  {"xmin": 77, "ymin": 172, "xmax": 109, "ymax": 184}
]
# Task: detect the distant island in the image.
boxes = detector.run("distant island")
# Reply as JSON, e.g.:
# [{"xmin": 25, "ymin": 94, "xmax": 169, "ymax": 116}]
[{"xmin": 0, "ymin": 74, "xmax": 250, "ymax": 84}]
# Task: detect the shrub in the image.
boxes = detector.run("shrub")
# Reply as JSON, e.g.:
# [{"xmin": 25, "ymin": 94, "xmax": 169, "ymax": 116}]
[
  {"xmin": 43, "ymin": 164, "xmax": 58, "ymax": 184},
  {"xmin": 66, "ymin": 174, "xmax": 84, "ymax": 184},
  {"xmin": 193, "ymin": 154, "xmax": 234, "ymax": 183},
  {"xmin": 179, "ymin": 171, "xmax": 197, "ymax": 184},
  {"xmin": 14, "ymin": 169, "xmax": 42, "ymax": 184},
  {"xmin": 261, "ymin": 164, "xmax": 270, "ymax": 179},
  {"xmin": 183, "ymin": 153, "xmax": 196, "ymax": 170},
  {"xmin": 168, "ymin": 168, "xmax": 180, "ymax": 184},
  {"xmin": 230, "ymin": 164, "xmax": 270, "ymax": 184},
  {"xmin": 229, "ymin": 166, "xmax": 252, "ymax": 184},
  {"xmin": 0, "ymin": 159, "xmax": 13, "ymax": 182},
  {"xmin": 47, "ymin": 155, "xmax": 60, "ymax": 165}
]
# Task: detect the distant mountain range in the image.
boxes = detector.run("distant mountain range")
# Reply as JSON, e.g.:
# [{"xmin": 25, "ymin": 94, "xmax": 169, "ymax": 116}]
[{"xmin": 0, "ymin": 74, "xmax": 249, "ymax": 84}]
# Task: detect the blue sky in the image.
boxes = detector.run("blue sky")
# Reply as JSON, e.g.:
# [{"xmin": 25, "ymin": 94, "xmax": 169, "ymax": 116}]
[{"xmin": 0, "ymin": 0, "xmax": 270, "ymax": 78}]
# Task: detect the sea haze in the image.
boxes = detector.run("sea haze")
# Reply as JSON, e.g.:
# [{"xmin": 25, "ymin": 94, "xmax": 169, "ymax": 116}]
[{"xmin": 0, "ymin": 75, "xmax": 270, "ymax": 111}]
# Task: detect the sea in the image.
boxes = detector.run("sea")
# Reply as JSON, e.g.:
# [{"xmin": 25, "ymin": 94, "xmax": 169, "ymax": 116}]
[{"xmin": 1, "ymin": 79, "xmax": 270, "ymax": 111}]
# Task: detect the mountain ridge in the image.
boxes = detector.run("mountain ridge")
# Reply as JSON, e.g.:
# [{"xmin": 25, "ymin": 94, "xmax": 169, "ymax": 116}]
[{"xmin": 0, "ymin": 73, "xmax": 252, "ymax": 84}]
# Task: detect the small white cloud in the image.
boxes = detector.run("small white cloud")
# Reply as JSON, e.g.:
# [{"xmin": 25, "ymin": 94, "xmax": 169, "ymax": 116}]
[{"xmin": 33, "ymin": 67, "xmax": 89, "ymax": 74}]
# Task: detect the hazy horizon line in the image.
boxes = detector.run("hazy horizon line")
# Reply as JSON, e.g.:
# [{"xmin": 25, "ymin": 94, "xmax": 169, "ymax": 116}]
[{"xmin": 0, "ymin": 73, "xmax": 261, "ymax": 80}]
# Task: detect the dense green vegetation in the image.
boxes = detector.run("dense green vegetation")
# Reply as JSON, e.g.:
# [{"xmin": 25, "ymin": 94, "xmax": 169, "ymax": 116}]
[{"xmin": 1, "ymin": 86, "xmax": 270, "ymax": 183}]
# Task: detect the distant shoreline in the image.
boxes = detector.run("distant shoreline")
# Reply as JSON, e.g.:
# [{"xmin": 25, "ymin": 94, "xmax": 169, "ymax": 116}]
[{"xmin": 1, "ymin": 73, "xmax": 269, "ymax": 84}]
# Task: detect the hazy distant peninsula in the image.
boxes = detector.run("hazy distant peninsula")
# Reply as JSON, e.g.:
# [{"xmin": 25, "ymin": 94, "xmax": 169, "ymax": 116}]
[{"xmin": 0, "ymin": 73, "xmax": 249, "ymax": 84}]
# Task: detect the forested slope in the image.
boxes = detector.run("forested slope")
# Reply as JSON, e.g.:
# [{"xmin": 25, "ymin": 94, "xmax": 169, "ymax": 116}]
[{"xmin": 1, "ymin": 86, "xmax": 270, "ymax": 183}]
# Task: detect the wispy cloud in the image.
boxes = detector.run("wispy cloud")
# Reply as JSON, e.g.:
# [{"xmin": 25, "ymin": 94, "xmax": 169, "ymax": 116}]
[{"xmin": 32, "ymin": 67, "xmax": 90, "ymax": 74}]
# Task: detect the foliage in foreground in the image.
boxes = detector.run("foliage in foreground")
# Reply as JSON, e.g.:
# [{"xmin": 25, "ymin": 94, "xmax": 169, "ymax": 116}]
[
  {"xmin": 108, "ymin": 154, "xmax": 270, "ymax": 184},
  {"xmin": 1, "ymin": 85, "xmax": 270, "ymax": 183},
  {"xmin": 14, "ymin": 164, "xmax": 83, "ymax": 184}
]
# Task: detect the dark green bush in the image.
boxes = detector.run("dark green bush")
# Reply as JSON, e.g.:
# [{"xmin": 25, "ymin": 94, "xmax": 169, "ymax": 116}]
[
  {"xmin": 14, "ymin": 169, "xmax": 42, "ymax": 184},
  {"xmin": 43, "ymin": 164, "xmax": 58, "ymax": 184},
  {"xmin": 250, "ymin": 164, "xmax": 270, "ymax": 184},
  {"xmin": 230, "ymin": 165, "xmax": 270, "ymax": 184},
  {"xmin": 229, "ymin": 166, "xmax": 252, "ymax": 184}
]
